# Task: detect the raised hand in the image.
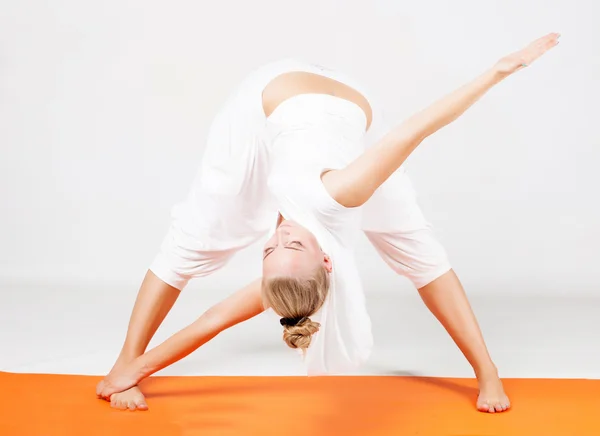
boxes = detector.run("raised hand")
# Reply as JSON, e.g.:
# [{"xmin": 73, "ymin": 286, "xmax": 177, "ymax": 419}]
[{"xmin": 495, "ymin": 32, "xmax": 560, "ymax": 76}]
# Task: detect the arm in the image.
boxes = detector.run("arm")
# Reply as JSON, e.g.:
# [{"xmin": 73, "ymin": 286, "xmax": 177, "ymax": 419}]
[
  {"xmin": 324, "ymin": 33, "xmax": 560, "ymax": 207},
  {"xmin": 97, "ymin": 278, "xmax": 264, "ymax": 398},
  {"xmin": 138, "ymin": 278, "xmax": 264, "ymax": 377}
]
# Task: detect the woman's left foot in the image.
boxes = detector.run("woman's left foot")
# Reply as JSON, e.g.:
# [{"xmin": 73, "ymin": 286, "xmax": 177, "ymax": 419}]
[{"xmin": 477, "ymin": 375, "xmax": 510, "ymax": 413}]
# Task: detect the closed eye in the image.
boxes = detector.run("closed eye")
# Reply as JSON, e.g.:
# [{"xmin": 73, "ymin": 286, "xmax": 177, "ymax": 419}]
[
  {"xmin": 263, "ymin": 247, "xmax": 274, "ymax": 259},
  {"xmin": 285, "ymin": 241, "xmax": 304, "ymax": 251},
  {"xmin": 263, "ymin": 241, "xmax": 304, "ymax": 259}
]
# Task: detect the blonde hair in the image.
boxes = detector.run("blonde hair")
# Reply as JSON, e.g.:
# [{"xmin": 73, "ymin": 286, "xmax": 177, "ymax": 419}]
[{"xmin": 262, "ymin": 266, "xmax": 330, "ymax": 351}]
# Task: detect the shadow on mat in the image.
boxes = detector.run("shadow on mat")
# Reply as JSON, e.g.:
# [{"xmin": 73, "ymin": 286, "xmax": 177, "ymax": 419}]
[
  {"xmin": 388, "ymin": 370, "xmax": 478, "ymax": 400},
  {"xmin": 141, "ymin": 379, "xmax": 287, "ymax": 399},
  {"xmin": 369, "ymin": 368, "xmax": 478, "ymax": 401}
]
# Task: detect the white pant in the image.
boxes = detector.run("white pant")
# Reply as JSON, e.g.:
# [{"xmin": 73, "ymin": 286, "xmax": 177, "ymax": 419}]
[{"xmin": 149, "ymin": 58, "xmax": 451, "ymax": 291}]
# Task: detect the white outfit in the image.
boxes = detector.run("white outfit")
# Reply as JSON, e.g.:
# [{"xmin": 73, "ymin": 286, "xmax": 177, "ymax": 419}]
[{"xmin": 149, "ymin": 58, "xmax": 452, "ymax": 374}]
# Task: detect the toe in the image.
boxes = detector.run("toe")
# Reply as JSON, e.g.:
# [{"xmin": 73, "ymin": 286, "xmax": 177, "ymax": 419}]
[
  {"xmin": 136, "ymin": 400, "xmax": 149, "ymax": 411},
  {"xmin": 127, "ymin": 400, "xmax": 136, "ymax": 411},
  {"xmin": 495, "ymin": 402, "xmax": 504, "ymax": 413},
  {"xmin": 477, "ymin": 401, "xmax": 490, "ymax": 412}
]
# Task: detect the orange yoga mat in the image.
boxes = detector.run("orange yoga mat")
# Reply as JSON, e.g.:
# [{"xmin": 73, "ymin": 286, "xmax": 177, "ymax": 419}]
[{"xmin": 1, "ymin": 371, "xmax": 598, "ymax": 436}]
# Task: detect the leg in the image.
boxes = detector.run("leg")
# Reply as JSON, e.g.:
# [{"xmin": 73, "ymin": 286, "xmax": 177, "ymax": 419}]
[
  {"xmin": 104, "ymin": 270, "xmax": 180, "ymax": 411},
  {"xmin": 103, "ymin": 63, "xmax": 278, "ymax": 408},
  {"xmin": 418, "ymin": 270, "xmax": 510, "ymax": 413},
  {"xmin": 362, "ymin": 168, "xmax": 509, "ymax": 413},
  {"xmin": 97, "ymin": 278, "xmax": 265, "ymax": 399},
  {"xmin": 104, "ymin": 256, "xmax": 265, "ymax": 411},
  {"xmin": 115, "ymin": 271, "xmax": 180, "ymax": 365}
]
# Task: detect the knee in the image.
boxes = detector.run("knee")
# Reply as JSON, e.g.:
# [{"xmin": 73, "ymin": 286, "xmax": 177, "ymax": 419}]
[{"xmin": 413, "ymin": 264, "xmax": 453, "ymax": 290}]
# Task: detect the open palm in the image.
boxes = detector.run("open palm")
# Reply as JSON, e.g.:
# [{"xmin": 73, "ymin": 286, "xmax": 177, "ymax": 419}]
[{"xmin": 495, "ymin": 33, "xmax": 560, "ymax": 75}]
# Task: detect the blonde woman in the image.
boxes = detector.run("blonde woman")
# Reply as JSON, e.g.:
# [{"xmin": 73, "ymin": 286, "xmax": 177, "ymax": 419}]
[{"xmin": 96, "ymin": 33, "xmax": 560, "ymax": 413}]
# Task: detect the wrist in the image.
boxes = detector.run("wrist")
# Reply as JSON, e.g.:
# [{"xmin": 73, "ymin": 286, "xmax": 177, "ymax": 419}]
[
  {"xmin": 485, "ymin": 66, "xmax": 509, "ymax": 84},
  {"xmin": 490, "ymin": 58, "xmax": 520, "ymax": 81}
]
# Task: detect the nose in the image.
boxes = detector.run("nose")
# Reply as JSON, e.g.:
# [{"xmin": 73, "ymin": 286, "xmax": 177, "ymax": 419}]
[{"xmin": 276, "ymin": 227, "xmax": 289, "ymax": 243}]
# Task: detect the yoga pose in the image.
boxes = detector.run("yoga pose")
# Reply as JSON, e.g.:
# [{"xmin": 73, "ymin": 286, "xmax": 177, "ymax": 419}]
[{"xmin": 96, "ymin": 33, "xmax": 560, "ymax": 413}]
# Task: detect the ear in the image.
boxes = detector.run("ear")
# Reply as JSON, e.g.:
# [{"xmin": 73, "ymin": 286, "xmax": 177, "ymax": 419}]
[{"xmin": 322, "ymin": 252, "xmax": 333, "ymax": 273}]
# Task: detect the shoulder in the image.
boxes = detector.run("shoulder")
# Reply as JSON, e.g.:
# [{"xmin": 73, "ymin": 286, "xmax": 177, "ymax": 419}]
[{"xmin": 320, "ymin": 168, "xmax": 365, "ymax": 209}]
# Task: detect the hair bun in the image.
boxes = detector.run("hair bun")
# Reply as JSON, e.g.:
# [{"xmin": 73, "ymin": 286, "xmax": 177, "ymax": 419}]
[{"xmin": 282, "ymin": 317, "xmax": 320, "ymax": 350}]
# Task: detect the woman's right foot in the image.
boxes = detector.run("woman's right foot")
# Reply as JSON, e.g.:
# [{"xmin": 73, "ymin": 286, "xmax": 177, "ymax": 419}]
[{"xmin": 109, "ymin": 385, "xmax": 148, "ymax": 411}]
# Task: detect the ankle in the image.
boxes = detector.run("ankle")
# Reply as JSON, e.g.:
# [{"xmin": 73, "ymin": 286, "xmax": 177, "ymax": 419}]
[
  {"xmin": 474, "ymin": 363, "xmax": 499, "ymax": 381},
  {"xmin": 114, "ymin": 350, "xmax": 142, "ymax": 369}
]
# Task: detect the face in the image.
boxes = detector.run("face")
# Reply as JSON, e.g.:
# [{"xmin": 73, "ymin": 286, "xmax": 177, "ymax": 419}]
[{"xmin": 262, "ymin": 220, "xmax": 332, "ymax": 279}]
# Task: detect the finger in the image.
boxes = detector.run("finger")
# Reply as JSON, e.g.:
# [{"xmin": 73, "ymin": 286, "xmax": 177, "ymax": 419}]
[
  {"xmin": 538, "ymin": 33, "xmax": 560, "ymax": 51},
  {"xmin": 532, "ymin": 32, "xmax": 559, "ymax": 47},
  {"xmin": 542, "ymin": 34, "xmax": 560, "ymax": 49},
  {"xmin": 532, "ymin": 40, "xmax": 559, "ymax": 62},
  {"xmin": 523, "ymin": 38, "xmax": 559, "ymax": 66},
  {"xmin": 525, "ymin": 33, "xmax": 558, "ymax": 58},
  {"xmin": 103, "ymin": 385, "xmax": 116, "ymax": 399}
]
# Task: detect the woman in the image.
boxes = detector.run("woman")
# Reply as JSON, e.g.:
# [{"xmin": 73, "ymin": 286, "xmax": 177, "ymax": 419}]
[{"xmin": 96, "ymin": 33, "xmax": 560, "ymax": 413}]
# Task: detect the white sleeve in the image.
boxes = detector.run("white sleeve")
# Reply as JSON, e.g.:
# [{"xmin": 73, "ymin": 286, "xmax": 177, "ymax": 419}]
[{"xmin": 284, "ymin": 166, "xmax": 356, "ymax": 232}]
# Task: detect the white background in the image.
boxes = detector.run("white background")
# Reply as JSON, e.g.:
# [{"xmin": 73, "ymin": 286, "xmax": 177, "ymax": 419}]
[{"xmin": 1, "ymin": 1, "xmax": 598, "ymax": 376}]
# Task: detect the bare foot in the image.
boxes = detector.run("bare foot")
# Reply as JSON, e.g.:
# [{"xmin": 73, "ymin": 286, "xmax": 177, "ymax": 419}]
[
  {"xmin": 477, "ymin": 375, "xmax": 510, "ymax": 413},
  {"xmin": 108, "ymin": 385, "xmax": 149, "ymax": 411}
]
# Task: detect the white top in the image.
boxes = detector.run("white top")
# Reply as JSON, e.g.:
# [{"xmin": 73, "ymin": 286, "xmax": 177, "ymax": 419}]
[
  {"xmin": 266, "ymin": 93, "xmax": 373, "ymax": 375},
  {"xmin": 149, "ymin": 58, "xmax": 396, "ymax": 375}
]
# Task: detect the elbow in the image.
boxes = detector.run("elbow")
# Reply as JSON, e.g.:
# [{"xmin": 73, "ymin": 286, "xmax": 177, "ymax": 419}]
[
  {"xmin": 196, "ymin": 305, "xmax": 228, "ymax": 334},
  {"xmin": 330, "ymin": 183, "xmax": 375, "ymax": 209},
  {"xmin": 334, "ymin": 193, "xmax": 367, "ymax": 208}
]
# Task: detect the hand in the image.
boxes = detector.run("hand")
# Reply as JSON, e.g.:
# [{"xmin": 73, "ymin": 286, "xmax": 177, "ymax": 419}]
[
  {"xmin": 494, "ymin": 32, "xmax": 560, "ymax": 76},
  {"xmin": 96, "ymin": 360, "xmax": 144, "ymax": 400}
]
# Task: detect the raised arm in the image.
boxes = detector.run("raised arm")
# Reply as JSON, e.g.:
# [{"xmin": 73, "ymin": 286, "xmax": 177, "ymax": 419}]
[{"xmin": 324, "ymin": 33, "xmax": 560, "ymax": 208}]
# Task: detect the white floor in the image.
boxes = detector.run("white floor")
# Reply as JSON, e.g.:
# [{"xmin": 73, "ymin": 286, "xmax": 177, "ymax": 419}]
[{"xmin": 1, "ymin": 279, "xmax": 599, "ymax": 379}]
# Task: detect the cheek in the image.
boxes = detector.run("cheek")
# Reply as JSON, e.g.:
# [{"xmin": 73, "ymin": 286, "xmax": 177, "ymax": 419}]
[
  {"xmin": 262, "ymin": 252, "xmax": 288, "ymax": 278},
  {"xmin": 262, "ymin": 257, "xmax": 273, "ymax": 276},
  {"xmin": 302, "ymin": 234, "xmax": 322, "ymax": 254}
]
